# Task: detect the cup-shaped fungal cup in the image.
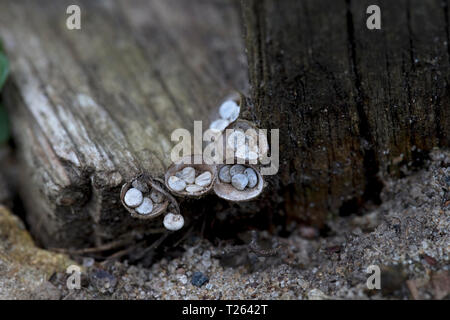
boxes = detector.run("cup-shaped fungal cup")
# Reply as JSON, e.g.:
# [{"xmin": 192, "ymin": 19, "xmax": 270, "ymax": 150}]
[
  {"xmin": 120, "ymin": 174, "xmax": 169, "ymax": 219},
  {"xmin": 165, "ymin": 154, "xmax": 218, "ymax": 198},
  {"xmin": 213, "ymin": 160, "xmax": 264, "ymax": 202},
  {"xmin": 224, "ymin": 119, "xmax": 269, "ymax": 164}
]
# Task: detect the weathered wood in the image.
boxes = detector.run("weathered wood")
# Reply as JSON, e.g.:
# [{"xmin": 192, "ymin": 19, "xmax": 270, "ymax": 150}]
[
  {"xmin": 241, "ymin": 0, "xmax": 450, "ymax": 226},
  {"xmin": 0, "ymin": 0, "xmax": 247, "ymax": 247}
]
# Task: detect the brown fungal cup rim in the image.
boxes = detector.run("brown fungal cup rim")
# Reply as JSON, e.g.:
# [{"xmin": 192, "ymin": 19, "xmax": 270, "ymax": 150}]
[
  {"xmin": 213, "ymin": 160, "xmax": 264, "ymax": 202},
  {"xmin": 120, "ymin": 174, "xmax": 169, "ymax": 220},
  {"xmin": 165, "ymin": 154, "xmax": 218, "ymax": 198}
]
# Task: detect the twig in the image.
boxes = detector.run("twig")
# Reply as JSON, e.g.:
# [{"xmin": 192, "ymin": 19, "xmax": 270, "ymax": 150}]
[
  {"xmin": 49, "ymin": 239, "xmax": 131, "ymax": 255},
  {"xmin": 214, "ymin": 231, "xmax": 282, "ymax": 259}
]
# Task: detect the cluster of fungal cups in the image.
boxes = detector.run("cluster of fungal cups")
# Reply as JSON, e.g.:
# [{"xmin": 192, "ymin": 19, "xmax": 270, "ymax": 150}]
[{"xmin": 120, "ymin": 93, "xmax": 269, "ymax": 232}]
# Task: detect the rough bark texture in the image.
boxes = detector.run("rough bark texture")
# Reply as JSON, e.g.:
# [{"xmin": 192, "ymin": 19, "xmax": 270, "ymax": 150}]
[
  {"xmin": 0, "ymin": 0, "xmax": 247, "ymax": 248},
  {"xmin": 241, "ymin": 0, "xmax": 450, "ymax": 226}
]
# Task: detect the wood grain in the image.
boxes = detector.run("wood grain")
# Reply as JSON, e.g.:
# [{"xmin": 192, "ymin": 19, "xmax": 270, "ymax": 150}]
[{"xmin": 242, "ymin": 0, "xmax": 450, "ymax": 226}]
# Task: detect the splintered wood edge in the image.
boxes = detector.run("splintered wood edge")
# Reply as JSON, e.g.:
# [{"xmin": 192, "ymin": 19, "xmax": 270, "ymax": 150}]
[
  {"xmin": 213, "ymin": 162, "xmax": 264, "ymax": 202},
  {"xmin": 164, "ymin": 155, "xmax": 218, "ymax": 198}
]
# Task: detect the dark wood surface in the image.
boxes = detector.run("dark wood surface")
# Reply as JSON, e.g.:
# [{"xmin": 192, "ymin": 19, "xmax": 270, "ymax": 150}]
[{"xmin": 242, "ymin": 0, "xmax": 449, "ymax": 225}]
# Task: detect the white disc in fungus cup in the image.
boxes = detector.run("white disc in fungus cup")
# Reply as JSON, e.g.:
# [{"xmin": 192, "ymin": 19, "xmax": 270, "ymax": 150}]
[
  {"xmin": 219, "ymin": 100, "xmax": 240, "ymax": 121},
  {"xmin": 135, "ymin": 197, "xmax": 154, "ymax": 215},
  {"xmin": 195, "ymin": 171, "xmax": 212, "ymax": 187},
  {"xmin": 218, "ymin": 165, "xmax": 232, "ymax": 183},
  {"xmin": 167, "ymin": 176, "xmax": 187, "ymax": 192},
  {"xmin": 207, "ymin": 93, "xmax": 242, "ymax": 140},
  {"xmin": 123, "ymin": 188, "xmax": 143, "ymax": 208}
]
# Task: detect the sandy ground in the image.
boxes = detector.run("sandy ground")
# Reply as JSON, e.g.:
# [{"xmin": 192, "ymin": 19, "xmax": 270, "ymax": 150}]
[{"xmin": 1, "ymin": 149, "xmax": 449, "ymax": 299}]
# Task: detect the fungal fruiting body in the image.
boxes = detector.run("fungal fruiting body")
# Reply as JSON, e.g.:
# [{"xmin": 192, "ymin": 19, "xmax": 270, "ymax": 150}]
[
  {"xmin": 124, "ymin": 188, "xmax": 143, "ymax": 208},
  {"xmin": 218, "ymin": 165, "xmax": 232, "ymax": 183},
  {"xmin": 231, "ymin": 173, "xmax": 248, "ymax": 190},
  {"xmin": 120, "ymin": 176, "xmax": 169, "ymax": 219},
  {"xmin": 226, "ymin": 129, "xmax": 259, "ymax": 162},
  {"xmin": 209, "ymin": 95, "xmax": 241, "ymax": 133},
  {"xmin": 214, "ymin": 162, "xmax": 264, "ymax": 202},
  {"xmin": 165, "ymin": 155, "xmax": 217, "ymax": 197},
  {"xmin": 163, "ymin": 212, "xmax": 184, "ymax": 231},
  {"xmin": 135, "ymin": 197, "xmax": 153, "ymax": 215},
  {"xmin": 195, "ymin": 171, "xmax": 212, "ymax": 187},
  {"xmin": 244, "ymin": 167, "xmax": 258, "ymax": 188},
  {"xmin": 225, "ymin": 120, "xmax": 269, "ymax": 164},
  {"xmin": 219, "ymin": 99, "xmax": 240, "ymax": 122},
  {"xmin": 168, "ymin": 175, "xmax": 187, "ymax": 192},
  {"xmin": 177, "ymin": 166, "xmax": 195, "ymax": 184},
  {"xmin": 120, "ymin": 92, "xmax": 269, "ymax": 231},
  {"xmin": 169, "ymin": 167, "xmax": 212, "ymax": 194},
  {"xmin": 222, "ymin": 165, "xmax": 257, "ymax": 191},
  {"xmin": 209, "ymin": 119, "xmax": 229, "ymax": 132},
  {"xmin": 229, "ymin": 164, "xmax": 245, "ymax": 176},
  {"xmin": 185, "ymin": 184, "xmax": 203, "ymax": 193}
]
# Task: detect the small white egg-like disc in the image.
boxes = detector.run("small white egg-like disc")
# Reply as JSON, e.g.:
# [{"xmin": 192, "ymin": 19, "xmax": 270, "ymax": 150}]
[
  {"xmin": 185, "ymin": 184, "xmax": 204, "ymax": 193},
  {"xmin": 195, "ymin": 171, "xmax": 212, "ymax": 187},
  {"xmin": 179, "ymin": 166, "xmax": 195, "ymax": 184},
  {"xmin": 231, "ymin": 173, "xmax": 249, "ymax": 191},
  {"xmin": 244, "ymin": 168, "xmax": 258, "ymax": 188},
  {"xmin": 135, "ymin": 197, "xmax": 154, "ymax": 215},
  {"xmin": 168, "ymin": 176, "xmax": 187, "ymax": 192},
  {"xmin": 124, "ymin": 188, "xmax": 143, "ymax": 208},
  {"xmin": 219, "ymin": 100, "xmax": 240, "ymax": 121},
  {"xmin": 210, "ymin": 119, "xmax": 229, "ymax": 132},
  {"xmin": 230, "ymin": 164, "xmax": 246, "ymax": 176},
  {"xmin": 163, "ymin": 213, "xmax": 184, "ymax": 231},
  {"xmin": 219, "ymin": 165, "xmax": 232, "ymax": 183}
]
